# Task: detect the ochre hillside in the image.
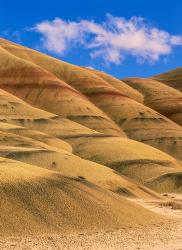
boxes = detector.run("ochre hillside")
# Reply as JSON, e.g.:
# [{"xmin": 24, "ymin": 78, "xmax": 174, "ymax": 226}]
[
  {"xmin": 84, "ymin": 67, "xmax": 144, "ymax": 103},
  {"xmin": 0, "ymin": 83, "xmax": 179, "ymax": 187},
  {"xmin": 153, "ymin": 67, "xmax": 182, "ymax": 91},
  {"xmin": 1, "ymin": 39, "xmax": 181, "ymax": 161},
  {"xmin": 0, "ymin": 40, "xmax": 123, "ymax": 137},
  {"xmin": 123, "ymin": 77, "xmax": 182, "ymax": 126},
  {"xmin": 0, "ymin": 38, "xmax": 181, "ymax": 238},
  {"xmin": 0, "ymin": 157, "xmax": 163, "ymax": 236}
]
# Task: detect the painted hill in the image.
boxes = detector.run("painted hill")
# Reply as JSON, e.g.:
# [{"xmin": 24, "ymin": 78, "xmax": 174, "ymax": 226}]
[
  {"xmin": 0, "ymin": 87, "xmax": 165, "ymax": 199},
  {"xmin": 0, "ymin": 38, "xmax": 181, "ymax": 237},
  {"xmin": 72, "ymin": 136, "xmax": 181, "ymax": 184},
  {"xmin": 146, "ymin": 172, "xmax": 182, "ymax": 193},
  {"xmin": 0, "ymin": 85, "xmax": 179, "ymax": 187},
  {"xmin": 1, "ymin": 39, "xmax": 181, "ymax": 161},
  {"xmin": 153, "ymin": 67, "xmax": 182, "ymax": 92},
  {"xmin": 84, "ymin": 67, "xmax": 144, "ymax": 103},
  {"xmin": 0, "ymin": 40, "xmax": 123, "ymax": 137},
  {"xmin": 0, "ymin": 157, "xmax": 163, "ymax": 236},
  {"xmin": 122, "ymin": 77, "xmax": 182, "ymax": 126}
]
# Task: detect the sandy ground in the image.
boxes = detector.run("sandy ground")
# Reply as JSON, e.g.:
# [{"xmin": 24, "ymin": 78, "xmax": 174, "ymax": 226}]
[{"xmin": 1, "ymin": 194, "xmax": 182, "ymax": 250}]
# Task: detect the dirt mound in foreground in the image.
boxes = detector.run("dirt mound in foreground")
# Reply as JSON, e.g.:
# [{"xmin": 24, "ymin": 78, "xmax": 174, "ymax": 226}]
[{"xmin": 0, "ymin": 157, "xmax": 163, "ymax": 236}]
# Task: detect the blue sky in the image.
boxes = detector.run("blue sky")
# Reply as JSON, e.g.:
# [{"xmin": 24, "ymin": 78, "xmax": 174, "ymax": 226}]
[{"xmin": 1, "ymin": 0, "xmax": 182, "ymax": 78}]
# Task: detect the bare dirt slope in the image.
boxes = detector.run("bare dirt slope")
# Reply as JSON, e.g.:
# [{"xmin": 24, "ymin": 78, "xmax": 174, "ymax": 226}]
[
  {"xmin": 153, "ymin": 67, "xmax": 182, "ymax": 92},
  {"xmin": 0, "ymin": 156, "xmax": 164, "ymax": 237},
  {"xmin": 0, "ymin": 80, "xmax": 179, "ymax": 190},
  {"xmin": 0, "ymin": 38, "xmax": 181, "ymax": 246},
  {"xmin": 122, "ymin": 77, "xmax": 182, "ymax": 126},
  {"xmin": 1, "ymin": 39, "xmax": 181, "ymax": 161}
]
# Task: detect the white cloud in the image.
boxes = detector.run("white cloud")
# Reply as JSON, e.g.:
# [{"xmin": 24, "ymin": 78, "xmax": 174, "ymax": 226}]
[
  {"xmin": 35, "ymin": 18, "xmax": 82, "ymax": 55},
  {"xmin": 33, "ymin": 14, "xmax": 182, "ymax": 64}
]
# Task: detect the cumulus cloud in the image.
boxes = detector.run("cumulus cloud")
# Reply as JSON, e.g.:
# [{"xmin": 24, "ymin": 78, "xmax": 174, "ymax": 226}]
[{"xmin": 33, "ymin": 14, "xmax": 182, "ymax": 64}]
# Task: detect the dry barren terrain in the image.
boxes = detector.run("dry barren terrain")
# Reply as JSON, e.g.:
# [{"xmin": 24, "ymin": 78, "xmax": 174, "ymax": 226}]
[{"xmin": 0, "ymin": 38, "xmax": 181, "ymax": 249}]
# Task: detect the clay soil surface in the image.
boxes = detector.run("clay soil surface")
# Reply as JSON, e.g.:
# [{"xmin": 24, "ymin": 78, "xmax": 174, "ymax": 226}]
[{"xmin": 1, "ymin": 194, "xmax": 182, "ymax": 250}]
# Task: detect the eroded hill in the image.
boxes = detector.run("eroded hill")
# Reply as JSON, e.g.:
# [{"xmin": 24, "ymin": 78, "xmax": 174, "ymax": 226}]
[{"xmin": 0, "ymin": 38, "xmax": 181, "ymax": 237}]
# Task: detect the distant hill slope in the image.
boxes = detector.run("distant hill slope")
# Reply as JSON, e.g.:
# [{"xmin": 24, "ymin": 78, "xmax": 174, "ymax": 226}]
[
  {"xmin": 72, "ymin": 136, "xmax": 181, "ymax": 184},
  {"xmin": 0, "ymin": 38, "xmax": 181, "ymax": 236},
  {"xmin": 0, "ymin": 87, "xmax": 179, "ymax": 189},
  {"xmin": 0, "ymin": 39, "xmax": 181, "ymax": 161},
  {"xmin": 146, "ymin": 172, "xmax": 182, "ymax": 193},
  {"xmin": 84, "ymin": 67, "xmax": 144, "ymax": 103},
  {"xmin": 0, "ymin": 38, "xmax": 181, "ymax": 187},
  {"xmin": 153, "ymin": 67, "xmax": 182, "ymax": 92},
  {"xmin": 122, "ymin": 77, "xmax": 182, "ymax": 126},
  {"xmin": 0, "ymin": 40, "xmax": 123, "ymax": 137}
]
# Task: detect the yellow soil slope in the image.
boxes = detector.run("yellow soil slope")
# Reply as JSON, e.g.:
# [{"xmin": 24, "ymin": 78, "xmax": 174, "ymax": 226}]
[
  {"xmin": 0, "ymin": 149, "xmax": 161, "ymax": 199},
  {"xmin": 146, "ymin": 172, "xmax": 182, "ymax": 193},
  {"xmin": 3, "ymin": 124, "xmax": 177, "ymax": 188},
  {"xmin": 0, "ymin": 125, "xmax": 164, "ymax": 198},
  {"xmin": 0, "ymin": 122, "xmax": 72, "ymax": 152},
  {"xmin": 0, "ymin": 157, "xmax": 163, "ymax": 236},
  {"xmin": 153, "ymin": 67, "xmax": 182, "ymax": 92},
  {"xmin": 71, "ymin": 136, "xmax": 180, "ymax": 184},
  {"xmin": 0, "ymin": 38, "xmax": 181, "ymax": 192},
  {"xmin": 0, "ymin": 39, "xmax": 124, "ymax": 136},
  {"xmin": 0, "ymin": 56, "xmax": 180, "ymax": 184},
  {"xmin": 0, "ymin": 85, "xmax": 104, "ymax": 143},
  {"xmin": 122, "ymin": 77, "xmax": 182, "ymax": 126},
  {"xmin": 1, "ymin": 39, "xmax": 181, "ymax": 160},
  {"xmin": 87, "ymin": 91, "xmax": 182, "ymax": 160},
  {"xmin": 84, "ymin": 67, "xmax": 144, "ymax": 103},
  {"xmin": 13, "ymin": 116, "xmax": 180, "ymax": 188}
]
